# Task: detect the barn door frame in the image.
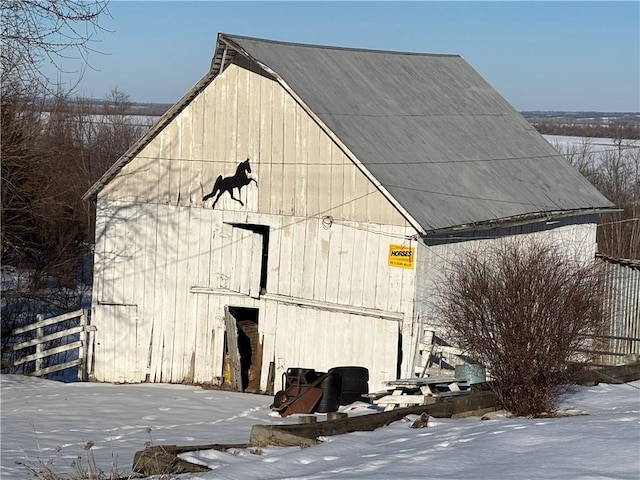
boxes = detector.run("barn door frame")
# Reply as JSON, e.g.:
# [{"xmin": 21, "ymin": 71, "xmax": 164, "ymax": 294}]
[{"xmin": 228, "ymin": 223, "xmax": 269, "ymax": 298}]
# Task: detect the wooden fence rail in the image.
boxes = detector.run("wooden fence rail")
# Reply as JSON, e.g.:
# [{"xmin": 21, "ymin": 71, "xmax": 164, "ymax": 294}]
[{"xmin": 2, "ymin": 309, "xmax": 95, "ymax": 380}]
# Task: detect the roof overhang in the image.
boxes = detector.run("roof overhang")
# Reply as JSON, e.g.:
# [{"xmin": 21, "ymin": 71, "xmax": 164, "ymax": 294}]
[{"xmin": 419, "ymin": 207, "xmax": 620, "ymax": 243}]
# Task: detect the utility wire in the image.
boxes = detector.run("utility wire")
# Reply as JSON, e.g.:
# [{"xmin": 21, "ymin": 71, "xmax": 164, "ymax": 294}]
[
  {"xmin": 381, "ymin": 183, "xmax": 548, "ymax": 208},
  {"xmin": 127, "ymin": 144, "xmax": 640, "ymax": 167}
]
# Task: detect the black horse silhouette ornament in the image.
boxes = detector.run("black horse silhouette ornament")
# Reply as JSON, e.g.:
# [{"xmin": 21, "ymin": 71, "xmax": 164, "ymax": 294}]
[{"xmin": 202, "ymin": 158, "xmax": 257, "ymax": 208}]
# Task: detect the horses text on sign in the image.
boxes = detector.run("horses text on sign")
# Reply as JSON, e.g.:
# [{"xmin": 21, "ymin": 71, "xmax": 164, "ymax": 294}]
[{"xmin": 203, "ymin": 158, "xmax": 257, "ymax": 208}]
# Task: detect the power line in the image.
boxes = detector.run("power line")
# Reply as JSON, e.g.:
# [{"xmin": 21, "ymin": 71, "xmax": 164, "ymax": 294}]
[
  {"xmin": 380, "ymin": 183, "xmax": 547, "ymax": 208},
  {"xmin": 114, "ymin": 159, "xmax": 581, "ymax": 212},
  {"xmin": 127, "ymin": 143, "xmax": 640, "ymax": 168},
  {"xmin": 597, "ymin": 217, "xmax": 640, "ymax": 227}
]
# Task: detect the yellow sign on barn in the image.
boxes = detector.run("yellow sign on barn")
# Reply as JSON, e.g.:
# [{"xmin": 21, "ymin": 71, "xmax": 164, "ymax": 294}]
[{"xmin": 388, "ymin": 244, "xmax": 415, "ymax": 269}]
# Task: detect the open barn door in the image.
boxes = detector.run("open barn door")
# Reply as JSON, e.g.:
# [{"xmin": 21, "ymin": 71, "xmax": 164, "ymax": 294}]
[
  {"xmin": 224, "ymin": 306, "xmax": 262, "ymax": 392},
  {"xmin": 223, "ymin": 306, "xmax": 242, "ymax": 391}
]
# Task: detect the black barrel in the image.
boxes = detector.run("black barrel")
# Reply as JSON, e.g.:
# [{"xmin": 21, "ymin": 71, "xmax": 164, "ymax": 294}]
[
  {"xmin": 328, "ymin": 366, "xmax": 369, "ymax": 405},
  {"xmin": 313, "ymin": 372, "xmax": 341, "ymax": 413},
  {"xmin": 284, "ymin": 368, "xmax": 316, "ymax": 389}
]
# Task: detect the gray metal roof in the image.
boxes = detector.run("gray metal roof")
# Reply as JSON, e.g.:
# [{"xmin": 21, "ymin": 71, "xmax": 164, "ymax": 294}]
[
  {"xmin": 85, "ymin": 33, "xmax": 616, "ymax": 233},
  {"xmin": 223, "ymin": 34, "xmax": 616, "ymax": 233}
]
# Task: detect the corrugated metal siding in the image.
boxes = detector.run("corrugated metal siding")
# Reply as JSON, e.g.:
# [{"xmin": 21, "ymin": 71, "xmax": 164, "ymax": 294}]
[{"xmin": 599, "ymin": 258, "xmax": 640, "ymax": 365}]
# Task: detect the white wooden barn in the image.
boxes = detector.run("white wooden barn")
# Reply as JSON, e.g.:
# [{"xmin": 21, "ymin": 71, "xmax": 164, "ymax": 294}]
[{"xmin": 83, "ymin": 33, "xmax": 615, "ymax": 392}]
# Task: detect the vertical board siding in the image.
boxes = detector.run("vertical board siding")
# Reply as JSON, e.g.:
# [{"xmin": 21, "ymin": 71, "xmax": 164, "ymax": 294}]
[
  {"xmin": 336, "ymin": 223, "xmax": 355, "ymax": 306},
  {"xmin": 193, "ymin": 207, "xmax": 211, "ymax": 381},
  {"xmin": 104, "ymin": 63, "xmax": 408, "ymax": 227},
  {"xmin": 225, "ymin": 64, "xmax": 238, "ymax": 163},
  {"xmin": 270, "ymin": 304, "xmax": 399, "ymax": 391},
  {"xmin": 236, "ymin": 66, "xmax": 250, "ymax": 164},
  {"xmin": 93, "ymin": 198, "xmax": 415, "ymax": 385},
  {"xmin": 330, "ymin": 143, "xmax": 344, "ymax": 217},
  {"xmin": 324, "ymin": 224, "xmax": 343, "ymax": 305},
  {"xmin": 295, "ymin": 108, "xmax": 308, "ymax": 217},
  {"xmin": 270, "ymin": 82, "xmax": 285, "ymax": 215},
  {"xmin": 141, "ymin": 202, "xmax": 158, "ymax": 380},
  {"xmin": 258, "ymin": 75, "xmax": 273, "ymax": 210},
  {"xmin": 92, "ymin": 60, "xmax": 418, "ymax": 385},
  {"xmin": 314, "ymin": 223, "xmax": 332, "ymax": 302},
  {"xmin": 306, "ymin": 219, "xmax": 321, "ymax": 300},
  {"xmin": 282, "ymin": 93, "xmax": 297, "ymax": 215}
]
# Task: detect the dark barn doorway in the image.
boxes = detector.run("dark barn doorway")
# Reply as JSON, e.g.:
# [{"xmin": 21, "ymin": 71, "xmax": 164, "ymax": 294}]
[{"xmin": 227, "ymin": 307, "xmax": 262, "ymax": 392}]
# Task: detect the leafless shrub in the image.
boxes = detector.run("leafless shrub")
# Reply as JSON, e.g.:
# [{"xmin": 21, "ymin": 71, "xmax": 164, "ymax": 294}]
[
  {"xmin": 436, "ymin": 240, "xmax": 608, "ymax": 416},
  {"xmin": 16, "ymin": 436, "xmax": 122, "ymax": 480}
]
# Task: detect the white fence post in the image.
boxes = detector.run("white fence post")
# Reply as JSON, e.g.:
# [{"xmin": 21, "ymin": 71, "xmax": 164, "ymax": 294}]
[
  {"xmin": 35, "ymin": 314, "xmax": 44, "ymax": 373},
  {"xmin": 86, "ymin": 310, "xmax": 96, "ymax": 381},
  {"xmin": 78, "ymin": 310, "xmax": 87, "ymax": 381}
]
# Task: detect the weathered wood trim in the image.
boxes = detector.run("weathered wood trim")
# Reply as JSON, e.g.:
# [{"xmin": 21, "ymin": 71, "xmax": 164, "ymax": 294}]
[
  {"xmin": 188, "ymin": 287, "xmax": 404, "ymax": 321},
  {"xmin": 3, "ymin": 326, "xmax": 84, "ymax": 352},
  {"xmin": 9, "ymin": 341, "xmax": 83, "ymax": 367},
  {"xmin": 577, "ymin": 361, "xmax": 640, "ymax": 385},
  {"xmin": 131, "ymin": 390, "xmax": 497, "ymax": 475},
  {"xmin": 132, "ymin": 443, "xmax": 251, "ymax": 476},
  {"xmin": 7, "ymin": 309, "xmax": 86, "ymax": 334},
  {"xmin": 262, "ymin": 293, "xmax": 404, "ymax": 320},
  {"xmin": 250, "ymin": 390, "xmax": 497, "ymax": 447}
]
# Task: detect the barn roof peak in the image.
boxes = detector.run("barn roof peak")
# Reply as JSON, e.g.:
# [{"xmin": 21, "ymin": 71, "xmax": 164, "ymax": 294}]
[
  {"xmin": 84, "ymin": 32, "xmax": 615, "ymax": 232},
  {"xmin": 219, "ymin": 32, "xmax": 461, "ymax": 59}
]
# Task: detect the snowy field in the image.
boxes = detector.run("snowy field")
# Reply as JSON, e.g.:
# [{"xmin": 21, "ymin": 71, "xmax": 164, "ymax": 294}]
[
  {"xmin": 543, "ymin": 134, "xmax": 636, "ymax": 154},
  {"xmin": 1, "ymin": 374, "xmax": 639, "ymax": 479},
  {"xmin": 1, "ymin": 134, "xmax": 639, "ymax": 479}
]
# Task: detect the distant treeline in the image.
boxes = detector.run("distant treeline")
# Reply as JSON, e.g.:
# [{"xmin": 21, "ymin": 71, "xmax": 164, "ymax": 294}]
[
  {"xmin": 522, "ymin": 111, "xmax": 640, "ymax": 139},
  {"xmin": 42, "ymin": 98, "xmax": 173, "ymax": 117},
  {"xmin": 46, "ymin": 100, "xmax": 640, "ymax": 140}
]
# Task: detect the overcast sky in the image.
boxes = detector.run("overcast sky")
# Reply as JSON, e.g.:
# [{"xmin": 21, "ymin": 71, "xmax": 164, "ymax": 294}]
[{"xmin": 45, "ymin": 1, "xmax": 640, "ymax": 112}]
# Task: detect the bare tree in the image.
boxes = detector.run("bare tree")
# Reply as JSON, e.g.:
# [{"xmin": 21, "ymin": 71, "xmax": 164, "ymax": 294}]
[
  {"xmin": 90, "ymin": 87, "xmax": 149, "ymax": 180},
  {"xmin": 436, "ymin": 240, "xmax": 607, "ymax": 417},
  {"xmin": 592, "ymin": 139, "xmax": 640, "ymax": 259},
  {"xmin": 0, "ymin": 2, "xmax": 149, "ymax": 377},
  {"xmin": 555, "ymin": 137, "xmax": 640, "ymax": 259},
  {"xmin": 1, "ymin": 0, "xmax": 110, "ymax": 91},
  {"xmin": 1, "ymin": 0, "xmax": 111, "ymax": 267}
]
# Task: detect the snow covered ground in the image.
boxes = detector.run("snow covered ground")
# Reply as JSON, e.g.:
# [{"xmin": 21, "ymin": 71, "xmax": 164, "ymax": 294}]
[
  {"xmin": 543, "ymin": 134, "xmax": 637, "ymax": 155},
  {"xmin": 1, "ymin": 374, "xmax": 639, "ymax": 479},
  {"xmin": 544, "ymin": 134, "xmax": 621, "ymax": 149}
]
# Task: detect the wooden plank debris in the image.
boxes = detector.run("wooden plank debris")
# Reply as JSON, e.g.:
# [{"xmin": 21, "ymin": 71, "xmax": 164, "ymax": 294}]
[
  {"xmin": 131, "ymin": 389, "xmax": 498, "ymax": 475},
  {"xmin": 251, "ymin": 390, "xmax": 497, "ymax": 447},
  {"xmin": 132, "ymin": 443, "xmax": 252, "ymax": 476}
]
